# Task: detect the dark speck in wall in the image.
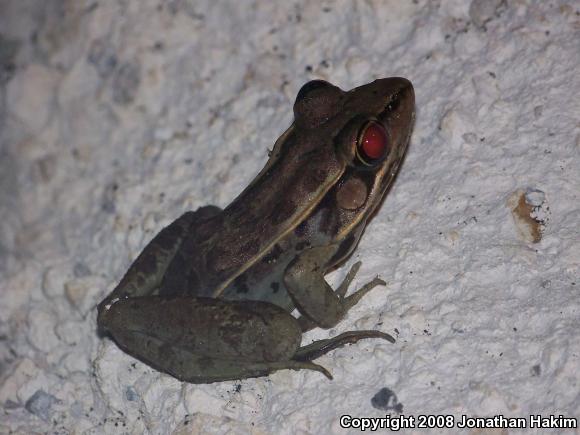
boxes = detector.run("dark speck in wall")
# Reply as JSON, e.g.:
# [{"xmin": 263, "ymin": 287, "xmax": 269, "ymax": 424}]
[{"xmin": 371, "ymin": 387, "xmax": 403, "ymax": 413}]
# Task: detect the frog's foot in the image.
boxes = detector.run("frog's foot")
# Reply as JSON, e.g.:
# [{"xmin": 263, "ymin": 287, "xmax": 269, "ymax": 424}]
[{"xmin": 293, "ymin": 330, "xmax": 395, "ymax": 363}]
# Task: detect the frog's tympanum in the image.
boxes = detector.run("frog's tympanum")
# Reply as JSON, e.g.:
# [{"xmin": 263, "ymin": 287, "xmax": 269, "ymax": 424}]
[{"xmin": 97, "ymin": 78, "xmax": 415, "ymax": 383}]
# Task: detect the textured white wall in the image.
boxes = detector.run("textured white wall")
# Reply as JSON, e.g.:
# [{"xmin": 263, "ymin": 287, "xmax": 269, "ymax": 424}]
[{"xmin": 0, "ymin": 0, "xmax": 578, "ymax": 433}]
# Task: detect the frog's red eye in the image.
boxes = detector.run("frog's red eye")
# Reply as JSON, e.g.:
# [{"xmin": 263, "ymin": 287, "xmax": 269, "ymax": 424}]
[{"xmin": 356, "ymin": 121, "xmax": 390, "ymax": 166}]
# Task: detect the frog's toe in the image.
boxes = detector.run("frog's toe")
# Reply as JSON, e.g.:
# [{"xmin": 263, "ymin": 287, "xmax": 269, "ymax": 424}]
[
  {"xmin": 335, "ymin": 261, "xmax": 363, "ymax": 297},
  {"xmin": 343, "ymin": 277, "xmax": 387, "ymax": 311},
  {"xmin": 293, "ymin": 330, "xmax": 395, "ymax": 362}
]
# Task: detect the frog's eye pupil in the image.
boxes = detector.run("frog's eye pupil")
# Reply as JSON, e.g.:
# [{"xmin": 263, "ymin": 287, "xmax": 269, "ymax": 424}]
[{"xmin": 356, "ymin": 121, "xmax": 389, "ymax": 166}]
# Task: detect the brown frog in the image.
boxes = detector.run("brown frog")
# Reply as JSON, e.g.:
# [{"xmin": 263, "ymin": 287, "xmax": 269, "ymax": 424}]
[{"xmin": 97, "ymin": 78, "xmax": 415, "ymax": 383}]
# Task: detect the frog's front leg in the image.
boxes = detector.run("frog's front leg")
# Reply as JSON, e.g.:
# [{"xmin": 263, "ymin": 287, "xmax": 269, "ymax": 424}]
[
  {"xmin": 284, "ymin": 245, "xmax": 386, "ymax": 330},
  {"xmin": 98, "ymin": 296, "xmax": 332, "ymax": 383}
]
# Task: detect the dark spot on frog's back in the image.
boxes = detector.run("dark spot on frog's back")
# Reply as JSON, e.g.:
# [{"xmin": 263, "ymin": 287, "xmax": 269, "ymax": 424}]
[{"xmin": 270, "ymin": 282, "xmax": 280, "ymax": 293}]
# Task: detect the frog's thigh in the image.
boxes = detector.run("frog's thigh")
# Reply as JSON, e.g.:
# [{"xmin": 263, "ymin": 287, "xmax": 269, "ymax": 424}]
[
  {"xmin": 100, "ymin": 296, "xmax": 325, "ymax": 383},
  {"xmin": 100, "ymin": 207, "xmax": 220, "ymax": 306}
]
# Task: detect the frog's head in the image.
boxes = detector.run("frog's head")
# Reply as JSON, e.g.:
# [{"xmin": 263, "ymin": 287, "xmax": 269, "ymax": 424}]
[
  {"xmin": 292, "ymin": 77, "xmax": 414, "ymax": 171},
  {"xmin": 293, "ymin": 78, "xmax": 415, "ymax": 232}
]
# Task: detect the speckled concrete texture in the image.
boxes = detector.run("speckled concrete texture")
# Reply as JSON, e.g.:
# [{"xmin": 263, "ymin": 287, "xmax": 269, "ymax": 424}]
[{"xmin": 0, "ymin": 1, "xmax": 578, "ymax": 434}]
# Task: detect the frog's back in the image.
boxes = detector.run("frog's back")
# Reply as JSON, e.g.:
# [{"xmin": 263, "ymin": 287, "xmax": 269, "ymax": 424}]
[{"xmin": 157, "ymin": 130, "xmax": 345, "ymax": 301}]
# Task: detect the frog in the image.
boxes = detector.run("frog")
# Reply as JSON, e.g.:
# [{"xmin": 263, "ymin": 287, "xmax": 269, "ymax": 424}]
[{"xmin": 97, "ymin": 77, "xmax": 415, "ymax": 383}]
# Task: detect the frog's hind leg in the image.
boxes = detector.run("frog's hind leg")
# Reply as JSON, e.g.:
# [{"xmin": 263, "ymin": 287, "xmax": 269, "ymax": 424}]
[
  {"xmin": 293, "ymin": 330, "xmax": 395, "ymax": 363},
  {"xmin": 99, "ymin": 295, "xmax": 333, "ymax": 383},
  {"xmin": 109, "ymin": 327, "xmax": 333, "ymax": 383}
]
